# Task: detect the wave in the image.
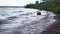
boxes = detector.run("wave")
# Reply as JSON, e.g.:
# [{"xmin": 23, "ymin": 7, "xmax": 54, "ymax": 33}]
[{"xmin": 0, "ymin": 8, "xmax": 56, "ymax": 34}]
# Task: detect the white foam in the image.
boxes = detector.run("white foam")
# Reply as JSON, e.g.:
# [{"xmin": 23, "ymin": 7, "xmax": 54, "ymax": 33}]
[{"xmin": 0, "ymin": 8, "xmax": 56, "ymax": 34}]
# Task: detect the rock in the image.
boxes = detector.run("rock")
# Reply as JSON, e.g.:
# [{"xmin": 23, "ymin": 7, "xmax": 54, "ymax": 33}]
[{"xmin": 37, "ymin": 12, "xmax": 41, "ymax": 15}]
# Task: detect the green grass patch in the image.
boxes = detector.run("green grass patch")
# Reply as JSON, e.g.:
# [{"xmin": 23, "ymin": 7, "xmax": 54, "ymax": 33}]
[{"xmin": 25, "ymin": 0, "xmax": 60, "ymax": 17}]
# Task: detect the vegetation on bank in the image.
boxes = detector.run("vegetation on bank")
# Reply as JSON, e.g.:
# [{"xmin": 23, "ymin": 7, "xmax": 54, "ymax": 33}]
[{"xmin": 25, "ymin": 0, "xmax": 60, "ymax": 17}]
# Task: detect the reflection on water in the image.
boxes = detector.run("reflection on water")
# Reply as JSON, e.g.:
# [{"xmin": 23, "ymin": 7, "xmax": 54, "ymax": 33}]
[{"xmin": 0, "ymin": 8, "xmax": 56, "ymax": 34}]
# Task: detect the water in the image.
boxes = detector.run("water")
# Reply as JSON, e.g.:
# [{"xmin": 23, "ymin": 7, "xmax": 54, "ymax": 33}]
[{"xmin": 0, "ymin": 7, "xmax": 56, "ymax": 34}]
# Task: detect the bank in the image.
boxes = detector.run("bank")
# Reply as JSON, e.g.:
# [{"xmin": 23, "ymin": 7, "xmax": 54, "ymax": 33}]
[
  {"xmin": 40, "ymin": 16, "xmax": 60, "ymax": 34},
  {"xmin": 25, "ymin": 0, "xmax": 60, "ymax": 17},
  {"xmin": 25, "ymin": 0, "xmax": 60, "ymax": 34}
]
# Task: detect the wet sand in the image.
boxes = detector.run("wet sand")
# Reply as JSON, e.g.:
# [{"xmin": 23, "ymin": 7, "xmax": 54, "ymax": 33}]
[{"xmin": 41, "ymin": 16, "xmax": 60, "ymax": 34}]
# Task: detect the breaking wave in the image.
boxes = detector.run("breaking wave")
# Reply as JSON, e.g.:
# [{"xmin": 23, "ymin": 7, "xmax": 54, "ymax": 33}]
[{"xmin": 0, "ymin": 8, "xmax": 56, "ymax": 34}]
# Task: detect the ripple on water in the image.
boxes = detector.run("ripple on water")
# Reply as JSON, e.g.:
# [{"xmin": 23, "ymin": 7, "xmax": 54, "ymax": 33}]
[{"xmin": 0, "ymin": 8, "xmax": 56, "ymax": 34}]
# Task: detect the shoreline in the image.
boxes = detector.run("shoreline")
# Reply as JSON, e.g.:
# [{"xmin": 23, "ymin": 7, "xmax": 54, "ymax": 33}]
[{"xmin": 40, "ymin": 16, "xmax": 60, "ymax": 34}]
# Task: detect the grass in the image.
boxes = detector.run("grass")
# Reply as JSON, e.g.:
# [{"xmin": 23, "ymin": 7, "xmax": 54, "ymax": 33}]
[{"xmin": 25, "ymin": 0, "xmax": 60, "ymax": 17}]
